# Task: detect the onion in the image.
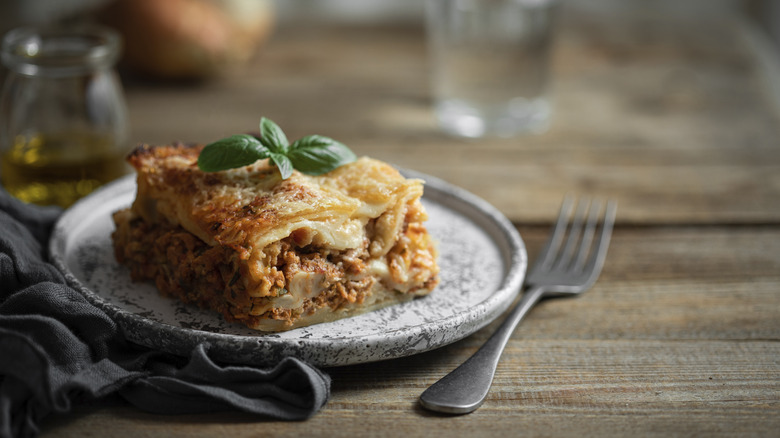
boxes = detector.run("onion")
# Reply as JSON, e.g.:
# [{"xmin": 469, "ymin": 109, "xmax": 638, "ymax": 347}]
[{"xmin": 101, "ymin": 0, "xmax": 274, "ymax": 79}]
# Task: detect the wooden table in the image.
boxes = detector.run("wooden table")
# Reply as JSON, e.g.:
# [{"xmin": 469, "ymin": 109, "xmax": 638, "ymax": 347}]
[{"xmin": 42, "ymin": 3, "xmax": 780, "ymax": 437}]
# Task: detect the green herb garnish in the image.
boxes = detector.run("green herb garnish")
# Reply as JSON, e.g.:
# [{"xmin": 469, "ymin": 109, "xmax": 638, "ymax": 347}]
[{"xmin": 197, "ymin": 117, "xmax": 357, "ymax": 179}]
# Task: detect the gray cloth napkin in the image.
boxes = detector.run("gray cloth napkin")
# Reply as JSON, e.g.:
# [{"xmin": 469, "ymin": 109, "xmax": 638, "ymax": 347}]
[{"xmin": 0, "ymin": 189, "xmax": 331, "ymax": 438}]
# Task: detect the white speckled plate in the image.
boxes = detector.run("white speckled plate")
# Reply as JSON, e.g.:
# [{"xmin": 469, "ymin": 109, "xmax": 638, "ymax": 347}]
[{"xmin": 50, "ymin": 170, "xmax": 526, "ymax": 367}]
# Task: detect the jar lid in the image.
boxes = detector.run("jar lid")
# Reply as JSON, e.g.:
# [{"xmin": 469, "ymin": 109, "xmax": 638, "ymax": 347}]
[{"xmin": 1, "ymin": 25, "xmax": 121, "ymax": 77}]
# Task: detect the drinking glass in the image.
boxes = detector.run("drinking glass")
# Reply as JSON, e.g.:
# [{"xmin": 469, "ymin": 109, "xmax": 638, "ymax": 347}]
[{"xmin": 426, "ymin": 0, "xmax": 558, "ymax": 138}]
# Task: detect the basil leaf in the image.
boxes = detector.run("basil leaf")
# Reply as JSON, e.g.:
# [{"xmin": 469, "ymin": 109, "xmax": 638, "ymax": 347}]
[
  {"xmin": 269, "ymin": 152, "xmax": 293, "ymax": 180},
  {"xmin": 197, "ymin": 117, "xmax": 357, "ymax": 179},
  {"xmin": 198, "ymin": 134, "xmax": 269, "ymax": 172},
  {"xmin": 288, "ymin": 135, "xmax": 357, "ymax": 175},
  {"xmin": 259, "ymin": 117, "xmax": 289, "ymax": 154}
]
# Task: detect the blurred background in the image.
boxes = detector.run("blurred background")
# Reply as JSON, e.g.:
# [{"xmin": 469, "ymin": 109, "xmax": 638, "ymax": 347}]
[
  {"xmin": 1, "ymin": 0, "xmax": 778, "ymax": 81},
  {"xmin": 1, "ymin": 0, "xmax": 779, "ymax": 218}
]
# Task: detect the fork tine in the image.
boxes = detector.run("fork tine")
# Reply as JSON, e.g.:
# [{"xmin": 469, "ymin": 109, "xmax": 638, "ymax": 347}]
[
  {"xmin": 571, "ymin": 199, "xmax": 602, "ymax": 272},
  {"xmin": 553, "ymin": 198, "xmax": 590, "ymax": 270},
  {"xmin": 581, "ymin": 199, "xmax": 617, "ymax": 285},
  {"xmin": 535, "ymin": 195, "xmax": 576, "ymax": 270}
]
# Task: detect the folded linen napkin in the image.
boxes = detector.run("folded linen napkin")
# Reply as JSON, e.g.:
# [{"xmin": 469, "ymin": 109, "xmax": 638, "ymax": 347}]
[{"xmin": 0, "ymin": 189, "xmax": 331, "ymax": 438}]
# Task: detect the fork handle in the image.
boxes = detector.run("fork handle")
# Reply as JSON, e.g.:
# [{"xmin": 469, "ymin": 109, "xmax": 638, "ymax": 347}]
[{"xmin": 419, "ymin": 285, "xmax": 546, "ymax": 414}]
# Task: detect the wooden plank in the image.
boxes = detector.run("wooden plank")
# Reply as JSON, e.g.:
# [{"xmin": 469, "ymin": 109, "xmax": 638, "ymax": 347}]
[
  {"xmin": 39, "ymin": 339, "xmax": 780, "ymax": 438},
  {"xmin": 513, "ymin": 225, "xmax": 780, "ymax": 340},
  {"xmin": 328, "ymin": 340, "xmax": 780, "ymax": 438}
]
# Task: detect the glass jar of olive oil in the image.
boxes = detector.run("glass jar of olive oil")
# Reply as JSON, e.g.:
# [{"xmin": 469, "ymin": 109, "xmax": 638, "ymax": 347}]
[{"xmin": 0, "ymin": 25, "xmax": 129, "ymax": 208}]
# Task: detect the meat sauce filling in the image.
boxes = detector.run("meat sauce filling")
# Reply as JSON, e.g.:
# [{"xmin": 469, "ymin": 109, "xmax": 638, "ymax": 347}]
[{"xmin": 112, "ymin": 211, "xmax": 431, "ymax": 329}]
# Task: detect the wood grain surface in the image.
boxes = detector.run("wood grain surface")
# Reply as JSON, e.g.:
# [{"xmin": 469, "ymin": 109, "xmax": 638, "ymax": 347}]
[
  {"xmin": 42, "ymin": 226, "xmax": 780, "ymax": 437},
  {"xmin": 40, "ymin": 1, "xmax": 780, "ymax": 436}
]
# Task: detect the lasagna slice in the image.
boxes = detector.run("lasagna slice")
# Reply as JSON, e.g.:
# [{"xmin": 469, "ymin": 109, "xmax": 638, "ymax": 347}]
[{"xmin": 111, "ymin": 143, "xmax": 439, "ymax": 331}]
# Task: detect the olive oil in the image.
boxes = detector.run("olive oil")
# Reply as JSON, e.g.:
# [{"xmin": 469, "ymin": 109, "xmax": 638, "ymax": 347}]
[{"xmin": 0, "ymin": 131, "xmax": 129, "ymax": 208}]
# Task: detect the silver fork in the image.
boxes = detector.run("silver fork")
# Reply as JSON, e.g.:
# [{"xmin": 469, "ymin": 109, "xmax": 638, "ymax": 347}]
[{"xmin": 419, "ymin": 196, "xmax": 617, "ymax": 414}]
